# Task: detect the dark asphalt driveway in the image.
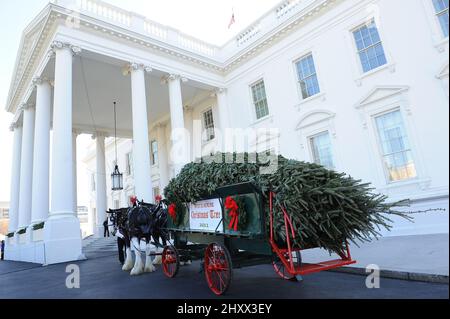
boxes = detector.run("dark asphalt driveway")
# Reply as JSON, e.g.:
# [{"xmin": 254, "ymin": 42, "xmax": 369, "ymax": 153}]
[{"xmin": 0, "ymin": 252, "xmax": 448, "ymax": 299}]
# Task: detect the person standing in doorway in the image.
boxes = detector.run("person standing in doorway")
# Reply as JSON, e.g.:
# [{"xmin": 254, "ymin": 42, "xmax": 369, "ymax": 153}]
[{"xmin": 103, "ymin": 219, "xmax": 110, "ymax": 237}]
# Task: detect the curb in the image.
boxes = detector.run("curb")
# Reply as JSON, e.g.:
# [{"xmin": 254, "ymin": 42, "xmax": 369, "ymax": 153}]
[{"xmin": 327, "ymin": 266, "xmax": 449, "ymax": 284}]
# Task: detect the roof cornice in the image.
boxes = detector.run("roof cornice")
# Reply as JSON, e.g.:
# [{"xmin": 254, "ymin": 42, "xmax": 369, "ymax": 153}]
[{"xmin": 6, "ymin": 0, "xmax": 342, "ymax": 114}]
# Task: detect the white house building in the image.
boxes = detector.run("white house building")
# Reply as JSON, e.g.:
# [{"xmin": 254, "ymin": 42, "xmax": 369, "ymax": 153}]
[{"xmin": 4, "ymin": 0, "xmax": 449, "ymax": 265}]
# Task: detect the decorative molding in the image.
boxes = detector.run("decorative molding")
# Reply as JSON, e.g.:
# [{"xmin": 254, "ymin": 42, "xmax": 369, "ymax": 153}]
[
  {"xmin": 6, "ymin": 0, "xmax": 342, "ymax": 115},
  {"xmin": 9, "ymin": 122, "xmax": 21, "ymax": 132},
  {"xmin": 50, "ymin": 41, "xmax": 82, "ymax": 55},
  {"xmin": 91, "ymin": 131, "xmax": 109, "ymax": 139},
  {"xmin": 123, "ymin": 62, "xmax": 152, "ymax": 75},
  {"xmin": 295, "ymin": 109, "xmax": 336, "ymax": 130},
  {"xmin": 161, "ymin": 73, "xmax": 187, "ymax": 84},
  {"xmin": 355, "ymin": 86, "xmax": 410, "ymax": 109},
  {"xmin": 32, "ymin": 76, "xmax": 53, "ymax": 87},
  {"xmin": 20, "ymin": 102, "xmax": 35, "ymax": 111},
  {"xmin": 436, "ymin": 62, "xmax": 449, "ymax": 79},
  {"xmin": 215, "ymin": 87, "xmax": 227, "ymax": 95}
]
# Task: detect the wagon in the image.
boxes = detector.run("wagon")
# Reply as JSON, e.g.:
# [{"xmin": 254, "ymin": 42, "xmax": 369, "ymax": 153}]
[{"xmin": 161, "ymin": 182, "xmax": 356, "ymax": 295}]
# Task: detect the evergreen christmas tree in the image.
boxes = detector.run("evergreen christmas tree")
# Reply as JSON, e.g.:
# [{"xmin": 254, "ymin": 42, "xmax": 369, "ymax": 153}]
[{"xmin": 164, "ymin": 153, "xmax": 412, "ymax": 254}]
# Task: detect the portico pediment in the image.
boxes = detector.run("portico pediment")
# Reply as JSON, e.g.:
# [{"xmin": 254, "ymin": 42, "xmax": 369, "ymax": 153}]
[
  {"xmin": 6, "ymin": 6, "xmax": 52, "ymax": 114},
  {"xmin": 356, "ymin": 86, "xmax": 410, "ymax": 108}
]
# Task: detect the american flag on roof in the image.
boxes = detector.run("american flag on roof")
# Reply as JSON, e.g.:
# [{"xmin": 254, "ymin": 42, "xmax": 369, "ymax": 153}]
[{"xmin": 228, "ymin": 9, "xmax": 235, "ymax": 29}]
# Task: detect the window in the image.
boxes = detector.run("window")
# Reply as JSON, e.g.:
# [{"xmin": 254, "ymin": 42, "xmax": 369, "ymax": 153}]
[
  {"xmin": 295, "ymin": 54, "xmax": 320, "ymax": 99},
  {"xmin": 353, "ymin": 21, "xmax": 387, "ymax": 73},
  {"xmin": 309, "ymin": 132, "xmax": 334, "ymax": 169},
  {"xmin": 251, "ymin": 80, "xmax": 270, "ymax": 120},
  {"xmin": 151, "ymin": 141, "xmax": 158, "ymax": 165},
  {"xmin": 91, "ymin": 173, "xmax": 96, "ymax": 192},
  {"xmin": 202, "ymin": 108, "xmax": 215, "ymax": 141},
  {"xmin": 3, "ymin": 209, "xmax": 9, "ymax": 218},
  {"xmin": 433, "ymin": 0, "xmax": 449, "ymax": 37},
  {"xmin": 126, "ymin": 152, "xmax": 133, "ymax": 175},
  {"xmin": 375, "ymin": 110, "xmax": 417, "ymax": 182}
]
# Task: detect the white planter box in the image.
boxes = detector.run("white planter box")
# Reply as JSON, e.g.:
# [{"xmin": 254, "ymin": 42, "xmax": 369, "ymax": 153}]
[
  {"xmin": 18, "ymin": 233, "xmax": 26, "ymax": 244},
  {"xmin": 7, "ymin": 236, "xmax": 16, "ymax": 245},
  {"xmin": 33, "ymin": 228, "xmax": 44, "ymax": 242}
]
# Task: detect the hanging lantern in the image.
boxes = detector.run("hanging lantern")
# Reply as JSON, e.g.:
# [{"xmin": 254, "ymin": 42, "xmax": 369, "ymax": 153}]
[
  {"xmin": 111, "ymin": 164, "xmax": 123, "ymax": 190},
  {"xmin": 111, "ymin": 101, "xmax": 124, "ymax": 191}
]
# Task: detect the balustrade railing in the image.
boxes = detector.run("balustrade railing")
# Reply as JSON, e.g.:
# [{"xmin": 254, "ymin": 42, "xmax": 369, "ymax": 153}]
[{"xmin": 52, "ymin": 0, "xmax": 323, "ymax": 61}]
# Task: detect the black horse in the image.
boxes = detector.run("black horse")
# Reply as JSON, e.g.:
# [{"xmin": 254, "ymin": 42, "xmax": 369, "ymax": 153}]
[{"xmin": 108, "ymin": 198, "xmax": 168, "ymax": 275}]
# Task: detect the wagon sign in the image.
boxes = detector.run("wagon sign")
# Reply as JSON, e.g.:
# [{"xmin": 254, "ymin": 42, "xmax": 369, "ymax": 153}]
[{"xmin": 189, "ymin": 198, "xmax": 222, "ymax": 232}]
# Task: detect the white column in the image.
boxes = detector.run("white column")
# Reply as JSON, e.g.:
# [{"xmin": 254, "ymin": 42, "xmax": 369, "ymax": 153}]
[
  {"xmin": 8, "ymin": 123, "xmax": 23, "ymax": 232},
  {"xmin": 44, "ymin": 41, "xmax": 82, "ymax": 265},
  {"xmin": 156, "ymin": 123, "xmax": 169, "ymax": 190},
  {"xmin": 73, "ymin": 131, "xmax": 78, "ymax": 214},
  {"xmin": 31, "ymin": 78, "xmax": 52, "ymax": 224},
  {"xmin": 166, "ymin": 74, "xmax": 188, "ymax": 175},
  {"xmin": 215, "ymin": 88, "xmax": 230, "ymax": 132},
  {"xmin": 18, "ymin": 103, "xmax": 35, "ymax": 229},
  {"xmin": 130, "ymin": 63, "xmax": 153, "ymax": 202},
  {"xmin": 95, "ymin": 134, "xmax": 107, "ymax": 237}
]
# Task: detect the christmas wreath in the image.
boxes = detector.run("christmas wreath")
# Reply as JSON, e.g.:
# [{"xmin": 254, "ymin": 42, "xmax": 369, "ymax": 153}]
[
  {"xmin": 224, "ymin": 196, "xmax": 248, "ymax": 231},
  {"xmin": 167, "ymin": 200, "xmax": 185, "ymax": 227}
]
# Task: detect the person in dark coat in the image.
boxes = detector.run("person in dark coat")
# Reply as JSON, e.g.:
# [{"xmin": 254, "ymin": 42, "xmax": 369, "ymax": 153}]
[
  {"xmin": 117, "ymin": 233, "xmax": 125, "ymax": 265},
  {"xmin": 103, "ymin": 219, "xmax": 110, "ymax": 237},
  {"xmin": 1, "ymin": 240, "xmax": 4, "ymax": 260}
]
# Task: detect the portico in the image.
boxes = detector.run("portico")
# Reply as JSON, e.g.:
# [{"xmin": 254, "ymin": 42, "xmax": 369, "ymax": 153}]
[{"xmin": 4, "ymin": 2, "xmax": 227, "ymax": 265}]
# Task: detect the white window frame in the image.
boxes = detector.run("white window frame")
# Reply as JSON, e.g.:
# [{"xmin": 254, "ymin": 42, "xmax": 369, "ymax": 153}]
[
  {"xmin": 433, "ymin": 0, "xmax": 449, "ymax": 37},
  {"xmin": 91, "ymin": 173, "xmax": 96, "ymax": 192},
  {"xmin": 344, "ymin": 14, "xmax": 395, "ymax": 85},
  {"xmin": 150, "ymin": 140, "xmax": 158, "ymax": 166},
  {"xmin": 308, "ymin": 131, "xmax": 335, "ymax": 169},
  {"xmin": 294, "ymin": 52, "xmax": 321, "ymax": 100},
  {"xmin": 201, "ymin": 107, "xmax": 216, "ymax": 142},
  {"xmin": 372, "ymin": 108, "xmax": 418, "ymax": 183},
  {"xmin": 248, "ymin": 78, "xmax": 271, "ymax": 122},
  {"xmin": 295, "ymin": 109, "xmax": 340, "ymax": 171},
  {"xmin": 351, "ymin": 19, "xmax": 388, "ymax": 74},
  {"xmin": 429, "ymin": 0, "xmax": 449, "ymax": 39},
  {"xmin": 290, "ymin": 48, "xmax": 326, "ymax": 110},
  {"xmin": 125, "ymin": 152, "xmax": 133, "ymax": 175},
  {"xmin": 355, "ymin": 86, "xmax": 429, "ymax": 189},
  {"xmin": 422, "ymin": 0, "xmax": 449, "ymax": 53}
]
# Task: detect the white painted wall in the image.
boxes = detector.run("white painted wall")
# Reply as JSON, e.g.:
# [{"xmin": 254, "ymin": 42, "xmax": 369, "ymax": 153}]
[{"xmin": 80, "ymin": 0, "xmax": 448, "ymax": 236}]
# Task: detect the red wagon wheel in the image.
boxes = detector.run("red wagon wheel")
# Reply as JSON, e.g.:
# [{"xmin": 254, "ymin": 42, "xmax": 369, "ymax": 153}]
[
  {"xmin": 162, "ymin": 245, "xmax": 180, "ymax": 278},
  {"xmin": 272, "ymin": 250, "xmax": 301, "ymax": 280},
  {"xmin": 204, "ymin": 243, "xmax": 232, "ymax": 296}
]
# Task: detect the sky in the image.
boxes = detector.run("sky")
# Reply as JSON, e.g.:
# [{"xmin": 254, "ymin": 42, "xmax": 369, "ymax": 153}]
[{"xmin": 0, "ymin": 0, "xmax": 281, "ymax": 203}]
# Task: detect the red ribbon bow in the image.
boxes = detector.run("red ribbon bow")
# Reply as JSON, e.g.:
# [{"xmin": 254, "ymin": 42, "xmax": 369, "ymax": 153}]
[
  {"xmin": 168, "ymin": 203, "xmax": 177, "ymax": 223},
  {"xmin": 225, "ymin": 196, "xmax": 239, "ymax": 231}
]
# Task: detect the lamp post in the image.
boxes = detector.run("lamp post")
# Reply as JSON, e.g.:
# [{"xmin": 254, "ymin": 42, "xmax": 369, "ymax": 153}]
[{"xmin": 111, "ymin": 101, "xmax": 123, "ymax": 191}]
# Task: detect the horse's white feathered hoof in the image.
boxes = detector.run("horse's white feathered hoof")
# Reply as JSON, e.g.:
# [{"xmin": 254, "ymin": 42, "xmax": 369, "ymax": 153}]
[
  {"xmin": 122, "ymin": 259, "xmax": 133, "ymax": 271},
  {"xmin": 144, "ymin": 264, "xmax": 156, "ymax": 273},
  {"xmin": 130, "ymin": 265, "xmax": 144, "ymax": 276},
  {"xmin": 186, "ymin": 260, "xmax": 192, "ymax": 265},
  {"xmin": 152, "ymin": 255, "xmax": 162, "ymax": 265}
]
